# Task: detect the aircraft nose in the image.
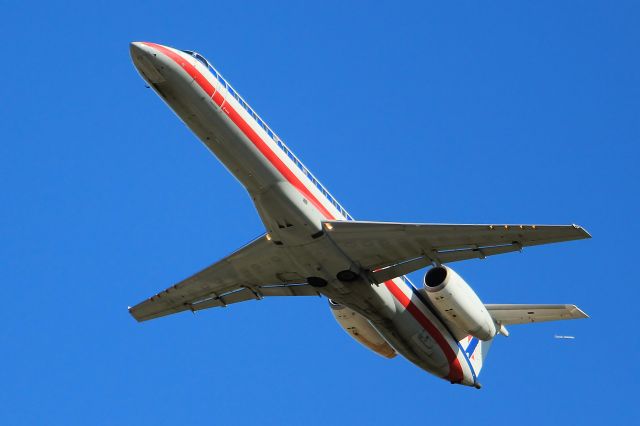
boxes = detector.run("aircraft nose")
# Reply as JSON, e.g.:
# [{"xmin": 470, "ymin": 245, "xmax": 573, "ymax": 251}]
[
  {"xmin": 130, "ymin": 41, "xmax": 150, "ymax": 60},
  {"xmin": 130, "ymin": 41, "xmax": 166, "ymax": 84}
]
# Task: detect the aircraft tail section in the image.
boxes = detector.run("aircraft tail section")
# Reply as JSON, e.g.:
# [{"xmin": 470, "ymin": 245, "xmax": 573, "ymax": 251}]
[
  {"xmin": 460, "ymin": 335, "xmax": 494, "ymax": 377},
  {"xmin": 459, "ymin": 304, "xmax": 588, "ymax": 378}
]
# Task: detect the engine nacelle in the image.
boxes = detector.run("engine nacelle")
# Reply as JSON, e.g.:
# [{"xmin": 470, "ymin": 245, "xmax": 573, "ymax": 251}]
[{"xmin": 423, "ymin": 266, "xmax": 496, "ymax": 341}]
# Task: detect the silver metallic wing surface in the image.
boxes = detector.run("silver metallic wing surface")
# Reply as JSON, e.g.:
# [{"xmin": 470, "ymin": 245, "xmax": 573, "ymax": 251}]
[
  {"xmin": 485, "ymin": 304, "xmax": 588, "ymax": 325},
  {"xmin": 129, "ymin": 235, "xmax": 318, "ymax": 322},
  {"xmin": 323, "ymin": 221, "xmax": 591, "ymax": 283}
]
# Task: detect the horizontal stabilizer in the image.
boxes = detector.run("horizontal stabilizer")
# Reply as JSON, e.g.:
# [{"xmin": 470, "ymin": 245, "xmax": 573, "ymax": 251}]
[{"xmin": 486, "ymin": 304, "xmax": 588, "ymax": 325}]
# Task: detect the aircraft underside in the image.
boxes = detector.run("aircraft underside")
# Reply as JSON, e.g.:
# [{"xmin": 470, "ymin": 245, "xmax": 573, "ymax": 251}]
[{"xmin": 129, "ymin": 42, "xmax": 589, "ymax": 388}]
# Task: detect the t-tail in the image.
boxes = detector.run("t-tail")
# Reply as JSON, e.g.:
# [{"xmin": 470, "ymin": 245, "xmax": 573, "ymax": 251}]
[
  {"xmin": 460, "ymin": 335, "xmax": 493, "ymax": 379},
  {"xmin": 457, "ymin": 302, "xmax": 588, "ymax": 384}
]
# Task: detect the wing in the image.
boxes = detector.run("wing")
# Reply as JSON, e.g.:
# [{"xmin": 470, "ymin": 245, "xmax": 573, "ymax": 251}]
[
  {"xmin": 485, "ymin": 304, "xmax": 588, "ymax": 325},
  {"xmin": 323, "ymin": 221, "xmax": 590, "ymax": 283},
  {"xmin": 129, "ymin": 235, "xmax": 319, "ymax": 322}
]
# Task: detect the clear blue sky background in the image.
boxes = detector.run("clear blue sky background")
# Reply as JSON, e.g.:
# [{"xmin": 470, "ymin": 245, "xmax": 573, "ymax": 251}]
[{"xmin": 1, "ymin": 1, "xmax": 638, "ymax": 424}]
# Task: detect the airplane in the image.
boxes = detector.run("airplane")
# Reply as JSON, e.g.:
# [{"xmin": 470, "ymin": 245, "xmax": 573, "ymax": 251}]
[{"xmin": 129, "ymin": 41, "xmax": 590, "ymax": 388}]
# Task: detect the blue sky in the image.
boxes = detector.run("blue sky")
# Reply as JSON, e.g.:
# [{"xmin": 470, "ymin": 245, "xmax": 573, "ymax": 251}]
[{"xmin": 1, "ymin": 1, "xmax": 638, "ymax": 424}]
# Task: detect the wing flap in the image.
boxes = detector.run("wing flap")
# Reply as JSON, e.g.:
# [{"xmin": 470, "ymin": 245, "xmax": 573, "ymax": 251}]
[
  {"xmin": 258, "ymin": 284, "xmax": 321, "ymax": 297},
  {"xmin": 486, "ymin": 304, "xmax": 589, "ymax": 325}
]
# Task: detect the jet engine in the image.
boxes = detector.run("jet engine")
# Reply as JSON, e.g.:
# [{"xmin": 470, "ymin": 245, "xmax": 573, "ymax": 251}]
[{"xmin": 423, "ymin": 266, "xmax": 496, "ymax": 341}]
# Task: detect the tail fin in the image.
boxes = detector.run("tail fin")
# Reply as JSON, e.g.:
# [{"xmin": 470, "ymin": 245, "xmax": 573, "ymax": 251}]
[{"xmin": 460, "ymin": 335, "xmax": 494, "ymax": 377}]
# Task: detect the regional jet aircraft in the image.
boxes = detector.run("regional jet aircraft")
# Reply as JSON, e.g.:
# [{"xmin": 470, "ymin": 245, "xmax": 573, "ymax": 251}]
[{"xmin": 129, "ymin": 42, "xmax": 589, "ymax": 388}]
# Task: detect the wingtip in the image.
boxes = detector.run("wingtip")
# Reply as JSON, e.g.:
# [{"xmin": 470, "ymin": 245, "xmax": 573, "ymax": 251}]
[
  {"xmin": 571, "ymin": 305, "xmax": 589, "ymax": 319},
  {"xmin": 128, "ymin": 306, "xmax": 145, "ymax": 322},
  {"xmin": 573, "ymin": 224, "xmax": 592, "ymax": 239}
]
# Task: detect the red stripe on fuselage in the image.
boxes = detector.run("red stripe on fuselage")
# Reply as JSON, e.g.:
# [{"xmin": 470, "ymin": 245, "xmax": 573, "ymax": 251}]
[
  {"xmin": 142, "ymin": 42, "xmax": 462, "ymax": 382},
  {"xmin": 384, "ymin": 280, "xmax": 464, "ymax": 383},
  {"xmin": 142, "ymin": 42, "xmax": 336, "ymax": 221}
]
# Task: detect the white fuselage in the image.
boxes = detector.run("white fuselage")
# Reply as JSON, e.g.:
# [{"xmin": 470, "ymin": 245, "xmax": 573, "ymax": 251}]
[{"xmin": 131, "ymin": 42, "xmax": 480, "ymax": 387}]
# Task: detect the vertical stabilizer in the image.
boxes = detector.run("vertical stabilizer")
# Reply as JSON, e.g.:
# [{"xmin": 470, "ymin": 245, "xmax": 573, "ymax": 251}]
[{"xmin": 460, "ymin": 335, "xmax": 494, "ymax": 377}]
